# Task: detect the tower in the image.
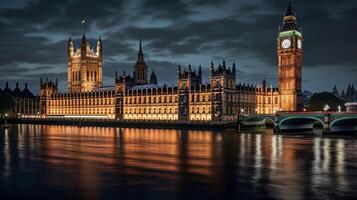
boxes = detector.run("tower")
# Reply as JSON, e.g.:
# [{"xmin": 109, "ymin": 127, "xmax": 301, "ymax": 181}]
[
  {"xmin": 277, "ymin": 1, "xmax": 303, "ymax": 111},
  {"xmin": 210, "ymin": 61, "xmax": 236, "ymax": 121},
  {"xmin": 133, "ymin": 40, "xmax": 148, "ymax": 84},
  {"xmin": 67, "ymin": 32, "xmax": 103, "ymax": 92},
  {"xmin": 40, "ymin": 78, "xmax": 58, "ymax": 115},
  {"xmin": 177, "ymin": 65, "xmax": 202, "ymax": 121}
]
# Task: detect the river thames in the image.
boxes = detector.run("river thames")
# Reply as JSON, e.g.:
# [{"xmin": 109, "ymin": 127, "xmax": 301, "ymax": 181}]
[{"xmin": 1, "ymin": 124, "xmax": 357, "ymax": 199}]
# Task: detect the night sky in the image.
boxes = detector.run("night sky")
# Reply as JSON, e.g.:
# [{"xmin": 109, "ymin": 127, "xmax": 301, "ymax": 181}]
[{"xmin": 0, "ymin": 0, "xmax": 356, "ymax": 94}]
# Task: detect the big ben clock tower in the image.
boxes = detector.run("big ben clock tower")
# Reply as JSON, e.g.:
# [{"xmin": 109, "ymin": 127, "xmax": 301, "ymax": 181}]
[{"xmin": 278, "ymin": 1, "xmax": 303, "ymax": 111}]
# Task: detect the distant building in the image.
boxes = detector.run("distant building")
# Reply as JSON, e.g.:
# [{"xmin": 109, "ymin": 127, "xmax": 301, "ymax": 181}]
[
  {"xmin": 332, "ymin": 84, "xmax": 356, "ymax": 102},
  {"xmin": 0, "ymin": 82, "xmax": 39, "ymax": 116}
]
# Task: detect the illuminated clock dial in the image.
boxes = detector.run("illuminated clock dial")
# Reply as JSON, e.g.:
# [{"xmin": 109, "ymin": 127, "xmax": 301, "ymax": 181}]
[
  {"xmin": 281, "ymin": 39, "xmax": 291, "ymax": 49},
  {"xmin": 297, "ymin": 39, "xmax": 302, "ymax": 49}
]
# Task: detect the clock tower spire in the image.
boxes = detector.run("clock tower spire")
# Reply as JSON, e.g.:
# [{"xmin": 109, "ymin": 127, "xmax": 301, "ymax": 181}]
[{"xmin": 277, "ymin": 0, "xmax": 303, "ymax": 111}]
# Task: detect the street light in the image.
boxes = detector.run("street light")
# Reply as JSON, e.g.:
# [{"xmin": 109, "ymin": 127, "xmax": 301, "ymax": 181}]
[
  {"xmin": 324, "ymin": 104, "xmax": 330, "ymax": 112},
  {"xmin": 338, "ymin": 106, "xmax": 341, "ymax": 113}
]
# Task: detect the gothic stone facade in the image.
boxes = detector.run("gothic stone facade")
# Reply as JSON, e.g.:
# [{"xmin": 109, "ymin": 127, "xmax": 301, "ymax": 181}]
[{"xmin": 38, "ymin": 2, "xmax": 301, "ymax": 123}]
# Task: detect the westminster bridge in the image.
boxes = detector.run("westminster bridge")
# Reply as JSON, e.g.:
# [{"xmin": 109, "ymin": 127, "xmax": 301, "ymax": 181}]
[{"xmin": 240, "ymin": 112, "xmax": 357, "ymax": 134}]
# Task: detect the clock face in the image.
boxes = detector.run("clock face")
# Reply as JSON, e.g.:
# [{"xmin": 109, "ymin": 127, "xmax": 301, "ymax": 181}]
[
  {"xmin": 297, "ymin": 39, "xmax": 302, "ymax": 49},
  {"xmin": 281, "ymin": 39, "xmax": 291, "ymax": 49}
]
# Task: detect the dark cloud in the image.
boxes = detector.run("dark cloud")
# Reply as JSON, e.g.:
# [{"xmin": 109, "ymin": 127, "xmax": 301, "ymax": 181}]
[{"xmin": 0, "ymin": 0, "xmax": 356, "ymax": 93}]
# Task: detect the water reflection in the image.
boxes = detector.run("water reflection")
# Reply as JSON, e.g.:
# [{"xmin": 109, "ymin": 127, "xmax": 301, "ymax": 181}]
[{"xmin": 1, "ymin": 124, "xmax": 357, "ymax": 199}]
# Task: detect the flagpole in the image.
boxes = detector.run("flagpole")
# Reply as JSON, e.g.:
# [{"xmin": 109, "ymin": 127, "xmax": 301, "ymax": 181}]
[{"xmin": 81, "ymin": 20, "xmax": 86, "ymax": 35}]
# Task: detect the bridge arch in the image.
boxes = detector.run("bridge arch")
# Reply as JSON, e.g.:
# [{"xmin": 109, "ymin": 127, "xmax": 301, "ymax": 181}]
[
  {"xmin": 242, "ymin": 116, "xmax": 276, "ymax": 126},
  {"xmin": 278, "ymin": 116, "xmax": 325, "ymax": 131},
  {"xmin": 330, "ymin": 117, "xmax": 357, "ymax": 133},
  {"xmin": 263, "ymin": 117, "xmax": 275, "ymax": 126}
]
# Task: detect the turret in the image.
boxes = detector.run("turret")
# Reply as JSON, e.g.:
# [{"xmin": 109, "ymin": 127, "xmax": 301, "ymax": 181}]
[
  {"xmin": 232, "ymin": 61, "xmax": 236, "ymax": 74},
  {"xmin": 96, "ymin": 37, "xmax": 103, "ymax": 57},
  {"xmin": 67, "ymin": 37, "xmax": 74, "ymax": 56},
  {"xmin": 177, "ymin": 65, "xmax": 181, "ymax": 77},
  {"xmin": 149, "ymin": 69, "xmax": 158, "ymax": 85},
  {"xmin": 262, "ymin": 79, "xmax": 267, "ymax": 88},
  {"xmin": 210, "ymin": 61, "xmax": 214, "ymax": 76}
]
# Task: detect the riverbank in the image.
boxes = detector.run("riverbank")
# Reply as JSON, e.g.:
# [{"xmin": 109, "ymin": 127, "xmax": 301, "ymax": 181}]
[{"xmin": 0, "ymin": 118, "xmax": 238, "ymax": 130}]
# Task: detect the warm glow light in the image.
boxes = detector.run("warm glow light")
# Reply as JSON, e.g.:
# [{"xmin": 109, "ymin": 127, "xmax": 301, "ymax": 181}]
[
  {"xmin": 324, "ymin": 104, "xmax": 330, "ymax": 112},
  {"xmin": 63, "ymin": 115, "xmax": 111, "ymax": 119}
]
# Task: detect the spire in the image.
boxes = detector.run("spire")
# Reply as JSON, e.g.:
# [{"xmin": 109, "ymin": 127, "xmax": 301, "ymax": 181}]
[
  {"xmin": 281, "ymin": 0, "xmax": 298, "ymax": 32},
  {"xmin": 137, "ymin": 40, "xmax": 144, "ymax": 62},
  {"xmin": 139, "ymin": 39, "xmax": 142, "ymax": 52},
  {"xmin": 97, "ymin": 37, "xmax": 103, "ymax": 55},
  {"xmin": 232, "ymin": 61, "xmax": 236, "ymax": 73},
  {"xmin": 285, "ymin": 0, "xmax": 295, "ymax": 17},
  {"xmin": 262, "ymin": 79, "xmax": 267, "ymax": 88}
]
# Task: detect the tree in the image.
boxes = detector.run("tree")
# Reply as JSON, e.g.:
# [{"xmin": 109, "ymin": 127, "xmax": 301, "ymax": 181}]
[
  {"xmin": 308, "ymin": 92, "xmax": 345, "ymax": 111},
  {"xmin": 0, "ymin": 91, "xmax": 15, "ymax": 115}
]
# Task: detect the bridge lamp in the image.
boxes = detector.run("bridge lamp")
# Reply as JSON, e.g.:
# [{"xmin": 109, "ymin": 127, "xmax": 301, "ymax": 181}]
[{"xmin": 324, "ymin": 104, "xmax": 330, "ymax": 112}]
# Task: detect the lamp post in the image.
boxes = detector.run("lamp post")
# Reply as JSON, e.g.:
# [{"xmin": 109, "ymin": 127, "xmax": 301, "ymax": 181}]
[
  {"xmin": 324, "ymin": 104, "xmax": 330, "ymax": 112},
  {"xmin": 4, "ymin": 113, "xmax": 9, "ymax": 128}
]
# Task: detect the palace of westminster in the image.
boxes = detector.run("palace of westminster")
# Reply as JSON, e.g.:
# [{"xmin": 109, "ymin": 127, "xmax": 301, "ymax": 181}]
[{"xmin": 2, "ymin": 3, "xmax": 305, "ymax": 123}]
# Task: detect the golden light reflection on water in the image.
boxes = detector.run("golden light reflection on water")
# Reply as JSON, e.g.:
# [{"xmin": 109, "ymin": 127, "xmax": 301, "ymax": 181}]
[{"xmin": 1, "ymin": 124, "xmax": 357, "ymax": 199}]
